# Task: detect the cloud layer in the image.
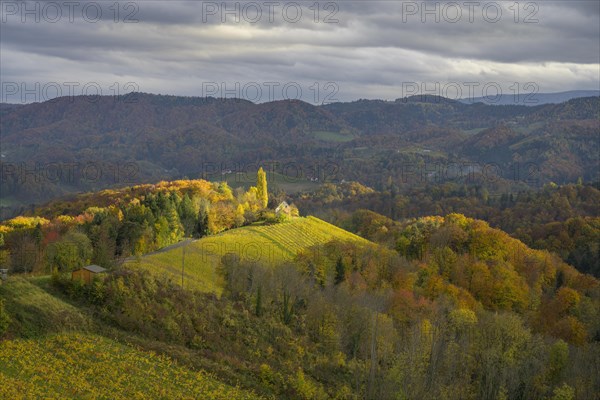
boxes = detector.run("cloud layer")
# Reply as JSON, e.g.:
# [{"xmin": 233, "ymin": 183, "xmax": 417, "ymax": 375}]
[{"xmin": 1, "ymin": 0, "xmax": 599, "ymax": 103}]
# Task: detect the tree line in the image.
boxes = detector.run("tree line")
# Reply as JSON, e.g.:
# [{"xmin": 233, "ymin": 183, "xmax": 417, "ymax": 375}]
[{"xmin": 0, "ymin": 169, "xmax": 280, "ymax": 274}]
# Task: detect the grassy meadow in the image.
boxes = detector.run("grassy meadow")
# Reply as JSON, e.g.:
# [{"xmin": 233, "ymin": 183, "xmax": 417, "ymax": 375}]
[{"xmin": 0, "ymin": 277, "xmax": 93, "ymax": 338}]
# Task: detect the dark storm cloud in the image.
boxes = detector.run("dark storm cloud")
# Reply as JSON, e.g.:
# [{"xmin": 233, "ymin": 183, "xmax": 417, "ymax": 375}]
[{"xmin": 0, "ymin": 0, "xmax": 598, "ymax": 103}]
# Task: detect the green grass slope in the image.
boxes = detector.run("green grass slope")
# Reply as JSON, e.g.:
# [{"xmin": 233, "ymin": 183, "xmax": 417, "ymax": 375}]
[
  {"xmin": 0, "ymin": 332, "xmax": 264, "ymax": 400},
  {"xmin": 126, "ymin": 216, "xmax": 369, "ymax": 295},
  {"xmin": 0, "ymin": 277, "xmax": 93, "ymax": 338},
  {"xmin": 0, "ymin": 277, "xmax": 264, "ymax": 399}
]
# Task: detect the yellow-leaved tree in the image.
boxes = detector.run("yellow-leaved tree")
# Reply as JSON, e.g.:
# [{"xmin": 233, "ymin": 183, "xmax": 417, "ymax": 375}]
[{"xmin": 256, "ymin": 167, "xmax": 268, "ymax": 209}]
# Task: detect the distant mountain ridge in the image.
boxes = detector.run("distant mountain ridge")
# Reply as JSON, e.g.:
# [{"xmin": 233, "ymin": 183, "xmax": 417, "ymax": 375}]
[
  {"xmin": 3, "ymin": 90, "xmax": 598, "ymax": 107},
  {"xmin": 459, "ymin": 90, "xmax": 600, "ymax": 106},
  {"xmin": 1, "ymin": 93, "xmax": 598, "ymax": 209}
]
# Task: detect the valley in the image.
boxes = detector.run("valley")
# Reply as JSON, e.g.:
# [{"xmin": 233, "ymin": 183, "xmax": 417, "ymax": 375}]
[{"xmin": 2, "ymin": 2, "xmax": 599, "ymax": 398}]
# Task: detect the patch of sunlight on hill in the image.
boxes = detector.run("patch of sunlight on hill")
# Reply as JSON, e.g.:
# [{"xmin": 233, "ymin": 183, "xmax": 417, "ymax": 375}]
[
  {"xmin": 126, "ymin": 216, "xmax": 368, "ymax": 295},
  {"xmin": 0, "ymin": 333, "xmax": 264, "ymax": 400},
  {"xmin": 0, "ymin": 277, "xmax": 92, "ymax": 337}
]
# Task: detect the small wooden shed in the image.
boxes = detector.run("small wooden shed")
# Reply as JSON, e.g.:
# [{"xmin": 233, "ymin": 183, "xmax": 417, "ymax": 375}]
[{"xmin": 71, "ymin": 265, "xmax": 107, "ymax": 284}]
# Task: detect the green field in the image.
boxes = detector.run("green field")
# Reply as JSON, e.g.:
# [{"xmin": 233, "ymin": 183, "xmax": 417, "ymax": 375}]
[
  {"xmin": 514, "ymin": 121, "xmax": 545, "ymax": 134},
  {"xmin": 313, "ymin": 130, "xmax": 355, "ymax": 143},
  {"xmin": 0, "ymin": 332, "xmax": 263, "ymax": 400},
  {"xmin": 126, "ymin": 216, "xmax": 369, "ymax": 295},
  {"xmin": 462, "ymin": 127, "xmax": 487, "ymax": 135},
  {"xmin": 394, "ymin": 145, "xmax": 446, "ymax": 158},
  {"xmin": 0, "ymin": 196, "xmax": 18, "ymax": 207},
  {"xmin": 210, "ymin": 171, "xmax": 320, "ymax": 193}
]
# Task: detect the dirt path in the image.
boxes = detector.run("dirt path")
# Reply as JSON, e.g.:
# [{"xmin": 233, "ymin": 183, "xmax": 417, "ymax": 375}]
[{"xmin": 121, "ymin": 238, "xmax": 197, "ymax": 263}]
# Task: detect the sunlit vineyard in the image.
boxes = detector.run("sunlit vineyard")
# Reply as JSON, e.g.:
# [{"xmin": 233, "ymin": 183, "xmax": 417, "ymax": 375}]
[
  {"xmin": 0, "ymin": 333, "xmax": 264, "ymax": 400},
  {"xmin": 126, "ymin": 217, "xmax": 368, "ymax": 294}
]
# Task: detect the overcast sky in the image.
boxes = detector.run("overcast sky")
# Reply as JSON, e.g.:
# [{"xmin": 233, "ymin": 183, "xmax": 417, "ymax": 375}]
[{"xmin": 1, "ymin": 0, "xmax": 599, "ymax": 103}]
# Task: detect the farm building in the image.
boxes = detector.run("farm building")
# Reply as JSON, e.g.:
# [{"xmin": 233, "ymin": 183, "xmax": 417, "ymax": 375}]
[
  {"xmin": 71, "ymin": 265, "xmax": 107, "ymax": 284},
  {"xmin": 275, "ymin": 201, "xmax": 291, "ymax": 215},
  {"xmin": 275, "ymin": 201, "xmax": 299, "ymax": 217}
]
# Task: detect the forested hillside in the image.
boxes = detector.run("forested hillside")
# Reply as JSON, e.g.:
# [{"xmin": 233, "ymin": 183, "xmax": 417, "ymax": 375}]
[
  {"xmin": 1, "ymin": 177, "xmax": 599, "ymax": 399},
  {"xmin": 1, "ymin": 94, "xmax": 598, "ymax": 211},
  {"xmin": 294, "ymin": 182, "xmax": 600, "ymax": 278},
  {"xmin": 2, "ymin": 212, "xmax": 599, "ymax": 399}
]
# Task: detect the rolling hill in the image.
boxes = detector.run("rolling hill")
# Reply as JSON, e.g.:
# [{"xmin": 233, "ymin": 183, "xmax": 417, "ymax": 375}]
[
  {"xmin": 1, "ymin": 93, "xmax": 598, "ymax": 213},
  {"xmin": 125, "ymin": 216, "xmax": 370, "ymax": 295},
  {"xmin": 0, "ymin": 276, "xmax": 264, "ymax": 400},
  {"xmin": 0, "ymin": 214, "xmax": 372, "ymax": 398},
  {"xmin": 0, "ymin": 208, "xmax": 599, "ymax": 398}
]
